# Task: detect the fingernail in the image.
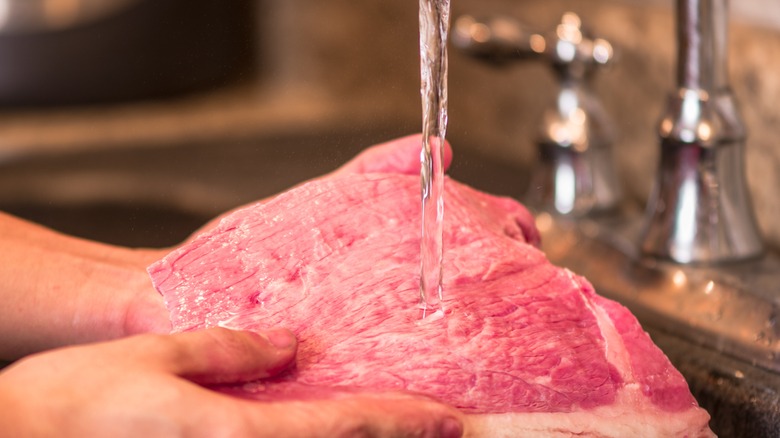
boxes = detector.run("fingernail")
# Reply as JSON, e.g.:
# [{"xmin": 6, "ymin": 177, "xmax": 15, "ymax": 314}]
[
  {"xmin": 261, "ymin": 328, "xmax": 296, "ymax": 349},
  {"xmin": 439, "ymin": 417, "xmax": 463, "ymax": 438}
]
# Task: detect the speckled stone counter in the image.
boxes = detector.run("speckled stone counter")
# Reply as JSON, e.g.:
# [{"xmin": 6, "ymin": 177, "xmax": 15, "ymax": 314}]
[{"xmin": 649, "ymin": 327, "xmax": 780, "ymax": 437}]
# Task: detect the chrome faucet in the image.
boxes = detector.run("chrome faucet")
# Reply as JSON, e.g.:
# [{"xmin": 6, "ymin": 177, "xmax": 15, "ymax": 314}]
[
  {"xmin": 453, "ymin": 13, "xmax": 620, "ymax": 217},
  {"xmin": 453, "ymin": 2, "xmax": 780, "ymax": 374},
  {"xmin": 641, "ymin": 0, "xmax": 764, "ymax": 263}
]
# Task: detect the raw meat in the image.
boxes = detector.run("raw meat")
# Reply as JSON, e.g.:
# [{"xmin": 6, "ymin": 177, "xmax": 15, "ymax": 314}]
[{"xmin": 149, "ymin": 173, "xmax": 714, "ymax": 437}]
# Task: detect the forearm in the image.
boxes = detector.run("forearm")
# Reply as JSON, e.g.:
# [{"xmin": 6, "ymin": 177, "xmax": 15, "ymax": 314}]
[{"xmin": 0, "ymin": 212, "xmax": 170, "ymax": 360}]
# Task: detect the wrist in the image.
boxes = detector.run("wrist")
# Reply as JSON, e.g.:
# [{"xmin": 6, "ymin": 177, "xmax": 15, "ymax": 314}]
[{"xmin": 0, "ymin": 214, "xmax": 170, "ymax": 360}]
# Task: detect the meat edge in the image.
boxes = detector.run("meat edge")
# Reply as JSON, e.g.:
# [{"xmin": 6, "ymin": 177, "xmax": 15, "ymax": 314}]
[{"xmin": 462, "ymin": 386, "xmax": 715, "ymax": 438}]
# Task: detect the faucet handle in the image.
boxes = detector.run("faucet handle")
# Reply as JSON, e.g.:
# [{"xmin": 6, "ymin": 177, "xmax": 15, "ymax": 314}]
[
  {"xmin": 548, "ymin": 13, "xmax": 614, "ymax": 79},
  {"xmin": 452, "ymin": 15, "xmax": 545, "ymax": 62},
  {"xmin": 453, "ymin": 12, "xmax": 614, "ymax": 79}
]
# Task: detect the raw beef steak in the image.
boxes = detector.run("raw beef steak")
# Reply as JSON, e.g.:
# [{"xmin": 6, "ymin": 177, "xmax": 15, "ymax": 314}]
[{"xmin": 149, "ymin": 173, "xmax": 714, "ymax": 437}]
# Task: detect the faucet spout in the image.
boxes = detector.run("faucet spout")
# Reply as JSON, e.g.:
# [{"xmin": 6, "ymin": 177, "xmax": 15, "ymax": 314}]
[{"xmin": 640, "ymin": 0, "xmax": 764, "ymax": 263}]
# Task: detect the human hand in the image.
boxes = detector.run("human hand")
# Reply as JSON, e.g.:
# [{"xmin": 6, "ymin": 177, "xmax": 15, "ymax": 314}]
[
  {"xmin": 0, "ymin": 213, "xmax": 171, "ymax": 360},
  {"xmin": 0, "ymin": 327, "xmax": 463, "ymax": 438}
]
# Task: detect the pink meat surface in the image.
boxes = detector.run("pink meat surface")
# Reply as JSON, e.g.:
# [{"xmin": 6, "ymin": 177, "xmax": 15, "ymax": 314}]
[{"xmin": 149, "ymin": 173, "xmax": 714, "ymax": 437}]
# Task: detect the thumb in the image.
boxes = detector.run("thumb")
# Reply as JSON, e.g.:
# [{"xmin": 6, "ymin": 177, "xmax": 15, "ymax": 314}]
[
  {"xmin": 333, "ymin": 134, "xmax": 454, "ymax": 177},
  {"xmin": 123, "ymin": 327, "xmax": 297, "ymax": 385}
]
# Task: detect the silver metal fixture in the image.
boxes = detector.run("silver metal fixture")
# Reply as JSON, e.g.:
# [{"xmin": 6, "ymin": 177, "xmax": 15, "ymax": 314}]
[
  {"xmin": 454, "ymin": 2, "xmax": 779, "ymax": 375},
  {"xmin": 453, "ymin": 13, "xmax": 620, "ymax": 217},
  {"xmin": 640, "ymin": 0, "xmax": 764, "ymax": 263},
  {"xmin": 534, "ymin": 1, "xmax": 779, "ymax": 374}
]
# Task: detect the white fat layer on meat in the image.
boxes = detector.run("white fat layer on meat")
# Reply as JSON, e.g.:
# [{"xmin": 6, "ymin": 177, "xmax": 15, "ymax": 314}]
[
  {"xmin": 462, "ymin": 388, "xmax": 715, "ymax": 438},
  {"xmin": 568, "ymin": 270, "xmax": 634, "ymax": 383}
]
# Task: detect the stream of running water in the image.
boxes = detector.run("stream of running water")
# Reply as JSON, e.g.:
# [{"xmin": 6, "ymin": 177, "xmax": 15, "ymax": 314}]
[{"xmin": 418, "ymin": 0, "xmax": 450, "ymax": 318}]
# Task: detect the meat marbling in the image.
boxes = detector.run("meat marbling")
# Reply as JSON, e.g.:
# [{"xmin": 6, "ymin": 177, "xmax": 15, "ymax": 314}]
[{"xmin": 148, "ymin": 173, "xmax": 714, "ymax": 437}]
